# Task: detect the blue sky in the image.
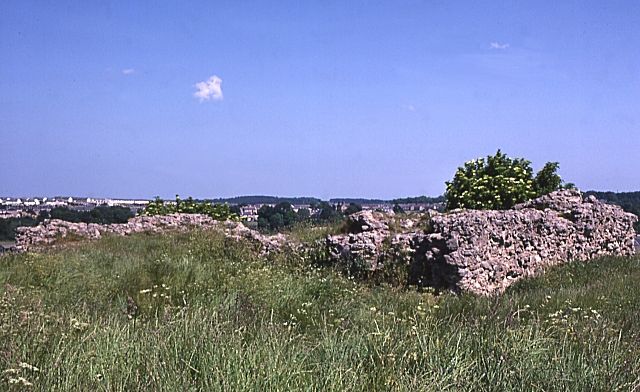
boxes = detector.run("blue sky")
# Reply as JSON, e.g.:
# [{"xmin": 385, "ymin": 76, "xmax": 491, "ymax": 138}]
[{"xmin": 1, "ymin": 1, "xmax": 638, "ymax": 199}]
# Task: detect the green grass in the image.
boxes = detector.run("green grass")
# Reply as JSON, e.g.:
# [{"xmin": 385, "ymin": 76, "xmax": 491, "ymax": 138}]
[{"xmin": 1, "ymin": 230, "xmax": 639, "ymax": 391}]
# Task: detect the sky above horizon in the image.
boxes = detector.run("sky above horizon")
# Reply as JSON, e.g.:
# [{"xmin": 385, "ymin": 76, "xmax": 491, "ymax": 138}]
[{"xmin": 1, "ymin": 1, "xmax": 639, "ymax": 199}]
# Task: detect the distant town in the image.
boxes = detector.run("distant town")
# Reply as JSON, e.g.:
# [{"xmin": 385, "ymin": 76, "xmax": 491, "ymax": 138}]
[{"xmin": 0, "ymin": 195, "xmax": 445, "ymax": 223}]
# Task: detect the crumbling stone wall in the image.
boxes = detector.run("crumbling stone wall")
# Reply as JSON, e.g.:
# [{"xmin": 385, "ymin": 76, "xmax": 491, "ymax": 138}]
[
  {"xmin": 15, "ymin": 213, "xmax": 288, "ymax": 254},
  {"xmin": 327, "ymin": 190, "xmax": 637, "ymax": 295}
]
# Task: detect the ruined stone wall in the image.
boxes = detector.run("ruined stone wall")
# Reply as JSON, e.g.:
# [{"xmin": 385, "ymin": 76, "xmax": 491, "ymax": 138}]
[
  {"xmin": 328, "ymin": 190, "xmax": 637, "ymax": 295},
  {"xmin": 418, "ymin": 190, "xmax": 637, "ymax": 295},
  {"xmin": 15, "ymin": 213, "xmax": 287, "ymax": 254}
]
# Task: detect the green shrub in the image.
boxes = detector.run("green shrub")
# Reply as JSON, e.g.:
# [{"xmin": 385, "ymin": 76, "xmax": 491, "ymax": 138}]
[
  {"xmin": 445, "ymin": 150, "xmax": 569, "ymax": 211},
  {"xmin": 140, "ymin": 195, "xmax": 239, "ymax": 221}
]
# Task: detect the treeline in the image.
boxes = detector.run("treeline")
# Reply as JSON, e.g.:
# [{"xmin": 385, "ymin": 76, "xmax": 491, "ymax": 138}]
[
  {"xmin": 212, "ymin": 196, "xmax": 322, "ymax": 205},
  {"xmin": 321, "ymin": 196, "xmax": 446, "ymax": 205},
  {"xmin": 43, "ymin": 206, "xmax": 135, "ymax": 224},
  {"xmin": 585, "ymin": 191, "xmax": 640, "ymax": 231},
  {"xmin": 391, "ymin": 195, "xmax": 445, "ymax": 204},
  {"xmin": 329, "ymin": 198, "xmax": 386, "ymax": 205},
  {"xmin": 0, "ymin": 217, "xmax": 38, "ymax": 241},
  {"xmin": 0, "ymin": 206, "xmax": 134, "ymax": 241},
  {"xmin": 213, "ymin": 195, "xmax": 445, "ymax": 206}
]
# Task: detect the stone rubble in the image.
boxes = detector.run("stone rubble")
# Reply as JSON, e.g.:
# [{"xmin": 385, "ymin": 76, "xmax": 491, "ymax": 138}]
[
  {"xmin": 326, "ymin": 210, "xmax": 392, "ymax": 270},
  {"xmin": 15, "ymin": 213, "xmax": 288, "ymax": 255}
]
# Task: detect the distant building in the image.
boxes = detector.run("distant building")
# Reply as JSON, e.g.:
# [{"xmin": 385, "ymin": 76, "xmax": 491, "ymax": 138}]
[{"xmin": 239, "ymin": 205, "xmax": 259, "ymax": 221}]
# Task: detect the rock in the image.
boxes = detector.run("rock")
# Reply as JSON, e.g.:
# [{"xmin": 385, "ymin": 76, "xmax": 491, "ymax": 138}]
[
  {"xmin": 325, "ymin": 210, "xmax": 421, "ymax": 271},
  {"xmin": 345, "ymin": 210, "xmax": 390, "ymax": 233}
]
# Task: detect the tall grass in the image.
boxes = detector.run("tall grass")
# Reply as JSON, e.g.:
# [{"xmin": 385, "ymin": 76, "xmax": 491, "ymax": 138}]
[{"xmin": 1, "ymin": 230, "xmax": 638, "ymax": 391}]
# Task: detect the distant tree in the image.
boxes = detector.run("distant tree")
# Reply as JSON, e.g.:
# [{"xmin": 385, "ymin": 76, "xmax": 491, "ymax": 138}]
[
  {"xmin": 89, "ymin": 206, "xmax": 134, "ymax": 224},
  {"xmin": 229, "ymin": 205, "xmax": 242, "ymax": 216},
  {"xmin": 391, "ymin": 195, "xmax": 445, "ymax": 204},
  {"xmin": 257, "ymin": 202, "xmax": 301, "ymax": 231},
  {"xmin": 344, "ymin": 203, "xmax": 363, "ymax": 215},
  {"xmin": 48, "ymin": 207, "xmax": 83, "ymax": 222},
  {"xmin": 41, "ymin": 206, "xmax": 134, "ymax": 224},
  {"xmin": 212, "ymin": 196, "xmax": 322, "ymax": 205},
  {"xmin": 393, "ymin": 204, "xmax": 405, "ymax": 214},
  {"xmin": 296, "ymin": 208, "xmax": 311, "ymax": 221},
  {"xmin": 0, "ymin": 217, "xmax": 38, "ymax": 241},
  {"xmin": 268, "ymin": 213, "xmax": 285, "ymax": 230},
  {"xmin": 257, "ymin": 205, "xmax": 276, "ymax": 230},
  {"xmin": 257, "ymin": 216, "xmax": 270, "ymax": 230},
  {"xmin": 316, "ymin": 202, "xmax": 344, "ymax": 222}
]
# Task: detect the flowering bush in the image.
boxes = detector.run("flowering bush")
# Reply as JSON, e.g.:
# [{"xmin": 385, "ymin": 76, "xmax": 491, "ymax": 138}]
[
  {"xmin": 140, "ymin": 195, "xmax": 239, "ymax": 221},
  {"xmin": 445, "ymin": 150, "xmax": 568, "ymax": 211}
]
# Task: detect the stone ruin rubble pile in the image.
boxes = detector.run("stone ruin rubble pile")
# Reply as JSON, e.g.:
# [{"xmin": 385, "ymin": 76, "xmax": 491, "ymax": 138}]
[
  {"xmin": 326, "ymin": 210, "xmax": 427, "ymax": 270},
  {"xmin": 15, "ymin": 213, "xmax": 288, "ymax": 255},
  {"xmin": 326, "ymin": 190, "xmax": 637, "ymax": 295},
  {"xmin": 13, "ymin": 190, "xmax": 638, "ymax": 296}
]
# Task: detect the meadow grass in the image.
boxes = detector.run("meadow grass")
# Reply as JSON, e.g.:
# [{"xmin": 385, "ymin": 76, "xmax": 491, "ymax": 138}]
[{"xmin": 0, "ymin": 230, "xmax": 639, "ymax": 391}]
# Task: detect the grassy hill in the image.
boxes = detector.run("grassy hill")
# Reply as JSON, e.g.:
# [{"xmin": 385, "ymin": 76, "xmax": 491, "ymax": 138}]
[{"xmin": 1, "ymin": 231, "xmax": 639, "ymax": 391}]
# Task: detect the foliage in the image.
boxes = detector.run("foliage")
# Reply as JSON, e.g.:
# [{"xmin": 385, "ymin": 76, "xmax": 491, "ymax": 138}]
[
  {"xmin": 0, "ymin": 232, "xmax": 638, "ymax": 390},
  {"xmin": 391, "ymin": 195, "xmax": 445, "ymax": 204},
  {"xmin": 212, "ymin": 195, "xmax": 322, "ymax": 205},
  {"xmin": 229, "ymin": 204, "xmax": 242, "ymax": 216},
  {"xmin": 257, "ymin": 203, "xmax": 311, "ymax": 231},
  {"xmin": 258, "ymin": 201, "xmax": 348, "ymax": 232},
  {"xmin": 343, "ymin": 203, "xmax": 363, "ymax": 216},
  {"xmin": 393, "ymin": 204, "xmax": 405, "ymax": 214},
  {"xmin": 330, "ymin": 196, "xmax": 446, "ymax": 205},
  {"xmin": 0, "ymin": 217, "xmax": 38, "ymax": 241},
  {"xmin": 533, "ymin": 162, "xmax": 563, "ymax": 196},
  {"xmin": 329, "ymin": 198, "xmax": 386, "ymax": 205},
  {"xmin": 42, "ymin": 206, "xmax": 134, "ymax": 224},
  {"xmin": 140, "ymin": 195, "xmax": 239, "ymax": 221},
  {"xmin": 313, "ymin": 201, "xmax": 344, "ymax": 223},
  {"xmin": 445, "ymin": 150, "xmax": 569, "ymax": 211}
]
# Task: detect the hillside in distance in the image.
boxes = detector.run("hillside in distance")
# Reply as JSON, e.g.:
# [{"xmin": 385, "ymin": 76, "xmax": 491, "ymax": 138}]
[{"xmin": 210, "ymin": 195, "xmax": 445, "ymax": 205}]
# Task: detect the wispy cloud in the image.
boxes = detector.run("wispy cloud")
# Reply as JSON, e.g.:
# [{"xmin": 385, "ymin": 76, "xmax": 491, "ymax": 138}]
[
  {"xmin": 406, "ymin": 104, "xmax": 416, "ymax": 112},
  {"xmin": 194, "ymin": 75, "xmax": 223, "ymax": 102},
  {"xmin": 489, "ymin": 42, "xmax": 510, "ymax": 50},
  {"xmin": 122, "ymin": 68, "xmax": 135, "ymax": 75}
]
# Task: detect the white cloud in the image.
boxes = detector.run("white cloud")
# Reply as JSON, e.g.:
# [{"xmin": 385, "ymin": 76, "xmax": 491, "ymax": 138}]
[
  {"xmin": 489, "ymin": 42, "xmax": 510, "ymax": 50},
  {"xmin": 194, "ymin": 75, "xmax": 223, "ymax": 102},
  {"xmin": 122, "ymin": 68, "xmax": 135, "ymax": 75}
]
